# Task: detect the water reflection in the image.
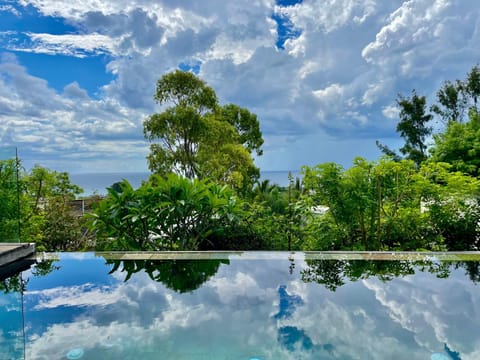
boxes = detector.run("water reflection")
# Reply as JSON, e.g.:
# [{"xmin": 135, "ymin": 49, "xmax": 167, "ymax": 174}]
[
  {"xmin": 1, "ymin": 273, "xmax": 24, "ymax": 359},
  {"xmin": 302, "ymin": 259, "xmax": 479, "ymax": 292},
  {"xmin": 0, "ymin": 259, "xmax": 36, "ymax": 360},
  {"xmin": 106, "ymin": 258, "xmax": 229, "ymax": 293},
  {"xmin": 0, "ymin": 257, "xmax": 59, "ymax": 359},
  {"xmin": 1, "ymin": 253, "xmax": 478, "ymax": 359}
]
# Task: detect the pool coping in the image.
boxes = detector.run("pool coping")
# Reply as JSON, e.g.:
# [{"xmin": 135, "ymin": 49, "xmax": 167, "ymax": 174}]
[
  {"xmin": 0, "ymin": 242, "xmax": 36, "ymax": 280},
  {"xmin": 0, "ymin": 243, "xmax": 36, "ymax": 267},
  {"xmin": 37, "ymin": 250, "xmax": 480, "ymax": 261}
]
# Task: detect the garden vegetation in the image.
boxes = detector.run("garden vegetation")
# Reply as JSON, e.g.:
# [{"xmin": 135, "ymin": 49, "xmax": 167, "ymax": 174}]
[{"xmin": 2, "ymin": 67, "xmax": 480, "ymax": 252}]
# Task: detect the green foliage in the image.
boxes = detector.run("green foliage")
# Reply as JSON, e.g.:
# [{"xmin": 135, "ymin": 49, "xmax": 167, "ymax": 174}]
[
  {"xmin": 90, "ymin": 174, "xmax": 244, "ymax": 251},
  {"xmin": 0, "ymin": 274, "xmax": 24, "ymax": 294},
  {"xmin": 219, "ymin": 104, "xmax": 263, "ymax": 156},
  {"xmin": 0, "ymin": 160, "xmax": 88, "ymax": 250},
  {"xmin": 238, "ymin": 175, "xmax": 310, "ymax": 251},
  {"xmin": 22, "ymin": 166, "xmax": 86, "ymax": 251},
  {"xmin": 465, "ymin": 65, "xmax": 480, "ymax": 113},
  {"xmin": 0, "ymin": 159, "xmax": 20, "ymax": 241},
  {"xmin": 196, "ymin": 115, "xmax": 259, "ymax": 191},
  {"xmin": 430, "ymin": 65, "xmax": 480, "ymax": 123},
  {"xmin": 431, "ymin": 112, "xmax": 480, "ymax": 177},
  {"xmin": 302, "ymin": 157, "xmax": 480, "ymax": 251},
  {"xmin": 431, "ymin": 79, "xmax": 467, "ymax": 123},
  {"xmin": 302, "ymin": 159, "xmax": 379, "ymax": 249},
  {"xmin": 415, "ymin": 161, "xmax": 480, "ymax": 250},
  {"xmin": 396, "ymin": 90, "xmax": 433, "ymax": 166},
  {"xmin": 153, "ymin": 70, "xmax": 217, "ymax": 111},
  {"xmin": 376, "ymin": 90, "xmax": 433, "ymax": 167},
  {"xmin": 144, "ymin": 70, "xmax": 263, "ymax": 191}
]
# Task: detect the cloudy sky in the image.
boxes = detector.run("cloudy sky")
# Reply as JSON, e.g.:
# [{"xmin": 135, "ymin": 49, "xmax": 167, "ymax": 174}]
[{"xmin": 0, "ymin": 0, "xmax": 479, "ymax": 173}]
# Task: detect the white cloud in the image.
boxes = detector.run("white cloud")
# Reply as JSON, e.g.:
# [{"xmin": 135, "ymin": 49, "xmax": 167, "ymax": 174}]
[
  {"xmin": 208, "ymin": 271, "xmax": 273, "ymax": 303},
  {"xmin": 63, "ymin": 82, "xmax": 89, "ymax": 99},
  {"xmin": 27, "ymin": 284, "xmax": 128, "ymax": 309},
  {"xmin": 12, "ymin": 32, "xmax": 118, "ymax": 57},
  {"xmin": 0, "ymin": 54, "xmax": 149, "ymax": 172},
  {"xmin": 278, "ymin": 0, "xmax": 378, "ymax": 34},
  {"xmin": 0, "ymin": 5, "xmax": 21, "ymax": 16},
  {"xmin": 313, "ymin": 83, "xmax": 345, "ymax": 103},
  {"xmin": 1, "ymin": 0, "xmax": 480, "ymax": 171},
  {"xmin": 362, "ymin": 79, "xmax": 394, "ymax": 106},
  {"xmin": 361, "ymin": 0, "xmax": 479, "ymax": 78},
  {"xmin": 382, "ymin": 104, "xmax": 399, "ymax": 119}
]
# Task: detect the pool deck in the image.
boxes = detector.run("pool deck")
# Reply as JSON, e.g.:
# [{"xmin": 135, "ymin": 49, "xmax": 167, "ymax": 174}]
[
  {"xmin": 0, "ymin": 243, "xmax": 36, "ymax": 267},
  {"xmin": 0, "ymin": 243, "xmax": 36, "ymax": 280}
]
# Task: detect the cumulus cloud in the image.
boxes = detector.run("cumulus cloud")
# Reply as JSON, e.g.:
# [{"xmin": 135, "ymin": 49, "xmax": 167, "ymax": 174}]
[
  {"xmin": 278, "ymin": 0, "xmax": 378, "ymax": 33},
  {"xmin": 63, "ymin": 82, "xmax": 89, "ymax": 99},
  {"xmin": 9, "ymin": 32, "xmax": 117, "ymax": 57},
  {"xmin": 382, "ymin": 104, "xmax": 400, "ymax": 119},
  {"xmin": 1, "ymin": 0, "xmax": 480, "ymax": 171},
  {"xmin": 362, "ymin": 0, "xmax": 480, "ymax": 79},
  {"xmin": 0, "ymin": 53, "xmax": 148, "ymax": 172}
]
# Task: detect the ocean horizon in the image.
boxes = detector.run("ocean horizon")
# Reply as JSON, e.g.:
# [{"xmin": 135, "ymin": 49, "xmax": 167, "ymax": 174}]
[{"xmin": 70, "ymin": 170, "xmax": 302, "ymax": 196}]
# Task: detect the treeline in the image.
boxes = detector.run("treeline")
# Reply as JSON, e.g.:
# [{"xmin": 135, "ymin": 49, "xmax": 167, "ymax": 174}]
[
  {"xmin": 0, "ymin": 162, "xmax": 96, "ymax": 250},
  {"xmin": 2, "ymin": 67, "xmax": 480, "ymax": 251},
  {"xmin": 91, "ymin": 68, "xmax": 480, "ymax": 252}
]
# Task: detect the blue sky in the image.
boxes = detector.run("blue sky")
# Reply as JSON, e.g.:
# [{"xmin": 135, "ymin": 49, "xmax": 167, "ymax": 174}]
[{"xmin": 0, "ymin": 0, "xmax": 479, "ymax": 173}]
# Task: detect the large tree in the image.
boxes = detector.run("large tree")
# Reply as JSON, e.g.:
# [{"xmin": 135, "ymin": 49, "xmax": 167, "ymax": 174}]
[
  {"xmin": 430, "ymin": 79, "xmax": 467, "ymax": 123},
  {"xmin": 396, "ymin": 90, "xmax": 433, "ymax": 167},
  {"xmin": 465, "ymin": 65, "xmax": 480, "ymax": 113},
  {"xmin": 144, "ymin": 70, "xmax": 217, "ymax": 178},
  {"xmin": 377, "ymin": 90, "xmax": 433, "ymax": 167},
  {"xmin": 23, "ymin": 165, "xmax": 85, "ymax": 250},
  {"xmin": 430, "ymin": 65, "xmax": 480, "ymax": 123},
  {"xmin": 144, "ymin": 70, "xmax": 263, "ymax": 190},
  {"xmin": 0, "ymin": 160, "xmax": 89, "ymax": 249}
]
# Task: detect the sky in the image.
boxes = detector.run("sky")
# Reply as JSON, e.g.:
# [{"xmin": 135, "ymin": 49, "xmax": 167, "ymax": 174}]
[{"xmin": 0, "ymin": 0, "xmax": 479, "ymax": 174}]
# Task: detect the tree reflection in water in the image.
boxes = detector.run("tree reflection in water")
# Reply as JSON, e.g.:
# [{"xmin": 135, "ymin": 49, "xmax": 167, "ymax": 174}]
[
  {"xmin": 301, "ymin": 259, "xmax": 480, "ymax": 291},
  {"xmin": 106, "ymin": 259, "xmax": 229, "ymax": 293},
  {"xmin": 1, "ymin": 259, "xmax": 58, "ymax": 294},
  {"xmin": 1, "ymin": 273, "xmax": 25, "ymax": 294}
]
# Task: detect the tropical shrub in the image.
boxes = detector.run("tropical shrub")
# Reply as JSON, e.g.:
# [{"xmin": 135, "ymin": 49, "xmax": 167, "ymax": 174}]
[{"xmin": 90, "ymin": 174, "xmax": 244, "ymax": 250}]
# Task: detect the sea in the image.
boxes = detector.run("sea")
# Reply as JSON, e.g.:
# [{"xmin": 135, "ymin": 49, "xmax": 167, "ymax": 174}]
[{"xmin": 70, "ymin": 170, "xmax": 302, "ymax": 197}]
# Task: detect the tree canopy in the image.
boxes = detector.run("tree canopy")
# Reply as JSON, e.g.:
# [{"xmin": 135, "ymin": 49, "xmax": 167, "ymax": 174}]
[
  {"xmin": 431, "ymin": 111, "xmax": 480, "ymax": 177},
  {"xmin": 0, "ymin": 160, "xmax": 90, "ymax": 251},
  {"xmin": 12, "ymin": 65, "xmax": 480, "ymax": 254},
  {"xmin": 144, "ymin": 70, "xmax": 263, "ymax": 191},
  {"xmin": 0, "ymin": 159, "xmax": 20, "ymax": 241},
  {"xmin": 376, "ymin": 90, "xmax": 433, "ymax": 167}
]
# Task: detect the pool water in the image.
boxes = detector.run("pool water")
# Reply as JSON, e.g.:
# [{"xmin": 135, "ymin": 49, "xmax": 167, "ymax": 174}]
[{"xmin": 1, "ymin": 252, "xmax": 480, "ymax": 359}]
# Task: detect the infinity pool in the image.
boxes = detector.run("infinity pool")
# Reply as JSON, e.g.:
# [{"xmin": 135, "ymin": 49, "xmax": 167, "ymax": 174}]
[{"xmin": 1, "ymin": 252, "xmax": 480, "ymax": 359}]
